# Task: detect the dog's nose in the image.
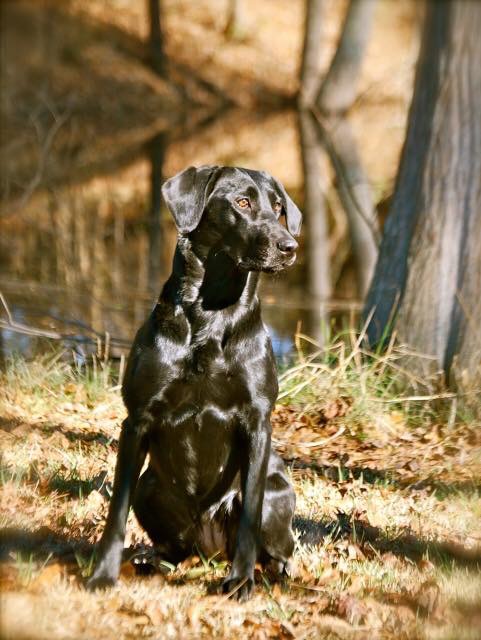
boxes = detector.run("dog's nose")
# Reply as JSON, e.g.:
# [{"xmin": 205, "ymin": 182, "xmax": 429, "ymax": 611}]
[{"xmin": 277, "ymin": 238, "xmax": 298, "ymax": 254}]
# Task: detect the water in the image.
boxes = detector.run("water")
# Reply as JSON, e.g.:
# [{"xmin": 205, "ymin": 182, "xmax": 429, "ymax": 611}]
[
  {"xmin": 0, "ymin": 3, "xmax": 411, "ymax": 364},
  {"xmin": 0, "ymin": 116, "xmax": 361, "ymax": 364}
]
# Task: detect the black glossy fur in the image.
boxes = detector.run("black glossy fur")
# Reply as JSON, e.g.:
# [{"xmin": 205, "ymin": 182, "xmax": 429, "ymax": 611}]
[{"xmin": 87, "ymin": 166, "xmax": 301, "ymax": 600}]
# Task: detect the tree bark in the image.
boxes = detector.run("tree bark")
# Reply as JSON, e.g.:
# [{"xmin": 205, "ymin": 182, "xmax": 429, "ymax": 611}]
[
  {"xmin": 364, "ymin": 0, "xmax": 481, "ymax": 386},
  {"xmin": 316, "ymin": 0, "xmax": 376, "ymax": 114},
  {"xmin": 299, "ymin": 0, "xmax": 324, "ymax": 107}
]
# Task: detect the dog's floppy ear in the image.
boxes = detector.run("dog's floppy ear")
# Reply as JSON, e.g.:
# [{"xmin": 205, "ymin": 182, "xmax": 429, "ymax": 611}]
[
  {"xmin": 162, "ymin": 165, "xmax": 220, "ymax": 233},
  {"xmin": 269, "ymin": 176, "xmax": 302, "ymax": 236}
]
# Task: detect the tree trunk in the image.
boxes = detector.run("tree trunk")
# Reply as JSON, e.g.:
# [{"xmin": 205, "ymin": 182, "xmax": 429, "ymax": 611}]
[
  {"xmin": 316, "ymin": 0, "xmax": 376, "ymax": 114},
  {"xmin": 364, "ymin": 0, "xmax": 481, "ymax": 387},
  {"xmin": 315, "ymin": 116, "xmax": 378, "ymax": 296},
  {"xmin": 148, "ymin": 0, "xmax": 166, "ymax": 77},
  {"xmin": 298, "ymin": 109, "xmax": 331, "ymax": 344},
  {"xmin": 299, "ymin": 0, "xmax": 324, "ymax": 107}
]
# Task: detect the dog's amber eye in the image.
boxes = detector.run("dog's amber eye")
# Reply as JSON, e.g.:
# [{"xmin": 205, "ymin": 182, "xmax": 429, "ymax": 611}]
[
  {"xmin": 274, "ymin": 202, "xmax": 282, "ymax": 213},
  {"xmin": 236, "ymin": 198, "xmax": 250, "ymax": 209}
]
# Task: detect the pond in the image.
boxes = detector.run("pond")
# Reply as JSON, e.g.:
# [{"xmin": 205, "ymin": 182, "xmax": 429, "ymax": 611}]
[
  {"xmin": 0, "ymin": 3, "xmax": 412, "ymax": 365},
  {"xmin": 0, "ymin": 104, "xmax": 407, "ymax": 364}
]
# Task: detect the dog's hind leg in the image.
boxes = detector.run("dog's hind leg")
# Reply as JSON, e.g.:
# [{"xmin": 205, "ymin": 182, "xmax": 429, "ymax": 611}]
[
  {"xmin": 132, "ymin": 466, "xmax": 167, "ymax": 545},
  {"xmin": 217, "ymin": 452, "xmax": 295, "ymax": 582},
  {"xmin": 132, "ymin": 466, "xmax": 193, "ymax": 566},
  {"xmin": 258, "ymin": 451, "xmax": 296, "ymax": 576}
]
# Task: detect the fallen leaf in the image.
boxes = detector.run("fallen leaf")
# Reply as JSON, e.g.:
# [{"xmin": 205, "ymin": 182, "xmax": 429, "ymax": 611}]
[
  {"xmin": 317, "ymin": 567, "xmax": 340, "ymax": 586},
  {"xmin": 85, "ymin": 489, "xmax": 105, "ymax": 511},
  {"xmin": 347, "ymin": 544, "xmax": 359, "ymax": 560},
  {"xmin": 417, "ymin": 558, "xmax": 435, "ymax": 572},
  {"xmin": 337, "ymin": 594, "xmax": 368, "ymax": 626},
  {"xmin": 316, "ymin": 614, "xmax": 359, "ymax": 635},
  {"xmin": 118, "ymin": 610, "xmax": 150, "ymax": 626},
  {"xmin": 415, "ymin": 580, "xmax": 440, "ymax": 616},
  {"xmin": 179, "ymin": 555, "xmax": 201, "ymax": 571},
  {"xmin": 271, "ymin": 582, "xmax": 282, "ymax": 599},
  {"xmin": 347, "ymin": 575, "xmax": 364, "ymax": 594},
  {"xmin": 0, "ymin": 564, "xmax": 19, "ymax": 591},
  {"xmin": 29, "ymin": 563, "xmax": 64, "ymax": 591},
  {"xmin": 119, "ymin": 561, "xmax": 136, "ymax": 580},
  {"xmin": 187, "ymin": 602, "xmax": 203, "ymax": 627}
]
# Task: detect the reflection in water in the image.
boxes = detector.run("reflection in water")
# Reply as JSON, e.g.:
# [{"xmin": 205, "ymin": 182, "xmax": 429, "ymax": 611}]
[
  {"xmin": 0, "ymin": 1, "xmax": 391, "ymax": 363},
  {"xmin": 0, "ymin": 0, "xmax": 418, "ymax": 365},
  {"xmin": 0, "ymin": 110, "xmax": 370, "ymax": 362},
  {"xmin": 298, "ymin": 109, "xmax": 331, "ymax": 345},
  {"xmin": 147, "ymin": 133, "xmax": 167, "ymax": 293},
  {"xmin": 314, "ymin": 115, "xmax": 379, "ymax": 296}
]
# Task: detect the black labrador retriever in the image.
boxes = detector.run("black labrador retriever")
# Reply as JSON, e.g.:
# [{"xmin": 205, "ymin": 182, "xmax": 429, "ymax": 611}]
[{"xmin": 87, "ymin": 165, "xmax": 301, "ymax": 600}]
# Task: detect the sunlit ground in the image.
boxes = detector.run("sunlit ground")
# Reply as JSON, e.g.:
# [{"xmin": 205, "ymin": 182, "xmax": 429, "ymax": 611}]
[{"xmin": 1, "ymin": 350, "xmax": 479, "ymax": 640}]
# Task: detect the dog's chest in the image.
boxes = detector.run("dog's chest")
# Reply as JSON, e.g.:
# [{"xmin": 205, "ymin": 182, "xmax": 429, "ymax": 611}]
[
  {"xmin": 146, "ymin": 350, "xmax": 250, "ymax": 499},
  {"xmin": 148, "ymin": 374, "xmax": 243, "ymax": 499}
]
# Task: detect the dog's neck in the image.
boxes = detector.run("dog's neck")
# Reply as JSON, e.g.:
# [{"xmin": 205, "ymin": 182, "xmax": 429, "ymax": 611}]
[{"xmin": 161, "ymin": 237, "xmax": 260, "ymax": 312}]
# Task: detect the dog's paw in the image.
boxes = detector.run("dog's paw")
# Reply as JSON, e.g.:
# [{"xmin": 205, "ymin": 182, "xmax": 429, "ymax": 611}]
[
  {"xmin": 130, "ymin": 549, "xmax": 171, "ymax": 576},
  {"xmin": 222, "ymin": 574, "xmax": 254, "ymax": 602},
  {"xmin": 264, "ymin": 558, "xmax": 289, "ymax": 580},
  {"xmin": 85, "ymin": 570, "xmax": 117, "ymax": 591}
]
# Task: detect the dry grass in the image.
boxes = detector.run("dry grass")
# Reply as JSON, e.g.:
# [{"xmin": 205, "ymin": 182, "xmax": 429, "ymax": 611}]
[{"xmin": 0, "ymin": 343, "xmax": 480, "ymax": 640}]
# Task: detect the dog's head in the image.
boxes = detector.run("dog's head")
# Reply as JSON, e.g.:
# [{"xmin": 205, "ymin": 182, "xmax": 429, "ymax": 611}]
[{"xmin": 162, "ymin": 165, "xmax": 302, "ymax": 273}]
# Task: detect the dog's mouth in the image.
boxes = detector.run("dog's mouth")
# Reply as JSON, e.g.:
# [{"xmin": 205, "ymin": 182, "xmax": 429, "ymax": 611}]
[{"xmin": 238, "ymin": 253, "xmax": 297, "ymax": 273}]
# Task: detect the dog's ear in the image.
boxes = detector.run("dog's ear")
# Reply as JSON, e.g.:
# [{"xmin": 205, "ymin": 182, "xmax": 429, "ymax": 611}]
[
  {"xmin": 269, "ymin": 176, "xmax": 302, "ymax": 236},
  {"xmin": 162, "ymin": 165, "xmax": 220, "ymax": 233}
]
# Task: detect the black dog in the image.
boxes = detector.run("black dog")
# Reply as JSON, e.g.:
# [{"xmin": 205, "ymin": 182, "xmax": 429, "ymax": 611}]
[{"xmin": 87, "ymin": 165, "xmax": 301, "ymax": 600}]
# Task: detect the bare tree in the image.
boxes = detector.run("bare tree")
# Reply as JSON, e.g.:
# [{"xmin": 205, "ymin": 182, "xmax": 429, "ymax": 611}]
[
  {"xmin": 299, "ymin": 0, "xmax": 324, "ymax": 106},
  {"xmin": 364, "ymin": 0, "xmax": 481, "ymax": 386},
  {"xmin": 316, "ymin": 0, "xmax": 376, "ymax": 114}
]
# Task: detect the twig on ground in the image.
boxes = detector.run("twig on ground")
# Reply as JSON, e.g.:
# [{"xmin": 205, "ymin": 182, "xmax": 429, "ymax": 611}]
[
  {"xmin": 273, "ymin": 425, "xmax": 346, "ymax": 449},
  {"xmin": 1, "ymin": 292, "xmax": 62, "ymax": 339}
]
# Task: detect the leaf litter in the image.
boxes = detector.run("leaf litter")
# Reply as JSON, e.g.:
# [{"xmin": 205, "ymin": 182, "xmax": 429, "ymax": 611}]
[{"xmin": 0, "ymin": 351, "xmax": 480, "ymax": 640}]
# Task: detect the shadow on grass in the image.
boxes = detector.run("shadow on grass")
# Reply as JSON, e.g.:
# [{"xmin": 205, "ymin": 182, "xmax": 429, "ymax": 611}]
[
  {"xmin": 4, "ymin": 513, "xmax": 480, "ymax": 580},
  {"xmin": 2, "ymin": 418, "xmax": 479, "ymax": 578},
  {"xmin": 0, "ymin": 526, "xmax": 93, "ymax": 565},
  {"xmin": 293, "ymin": 512, "xmax": 481, "ymax": 570},
  {"xmin": 0, "ymin": 416, "xmax": 115, "ymax": 447},
  {"xmin": 40, "ymin": 423, "xmax": 115, "ymax": 447},
  {"xmin": 48, "ymin": 471, "xmax": 110, "ymax": 499},
  {"xmin": 287, "ymin": 458, "xmax": 481, "ymax": 498}
]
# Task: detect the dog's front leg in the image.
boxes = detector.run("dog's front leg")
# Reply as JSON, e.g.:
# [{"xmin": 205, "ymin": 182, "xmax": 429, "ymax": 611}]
[
  {"xmin": 87, "ymin": 417, "xmax": 148, "ymax": 589},
  {"xmin": 223, "ymin": 424, "xmax": 270, "ymax": 601}
]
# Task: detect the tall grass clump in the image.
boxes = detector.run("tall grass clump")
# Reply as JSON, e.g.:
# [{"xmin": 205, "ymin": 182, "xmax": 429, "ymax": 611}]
[
  {"xmin": 278, "ymin": 325, "xmax": 473, "ymax": 436},
  {"xmin": 0, "ymin": 339, "xmax": 124, "ymax": 408}
]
